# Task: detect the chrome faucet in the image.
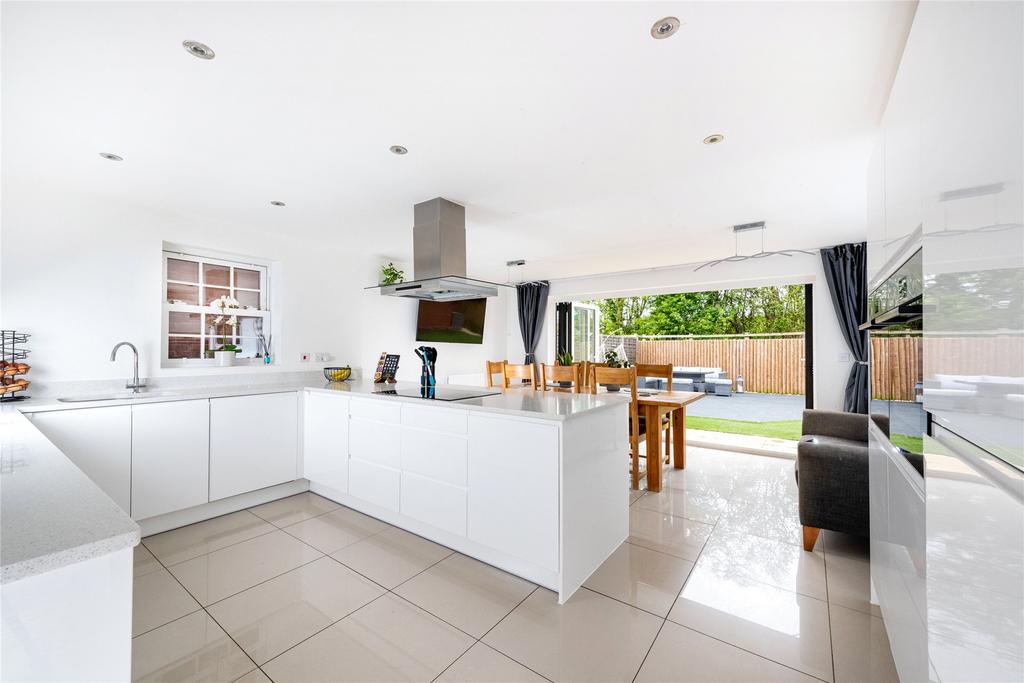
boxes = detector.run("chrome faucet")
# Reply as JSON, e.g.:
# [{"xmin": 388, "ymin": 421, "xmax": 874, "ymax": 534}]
[{"xmin": 110, "ymin": 341, "xmax": 147, "ymax": 392}]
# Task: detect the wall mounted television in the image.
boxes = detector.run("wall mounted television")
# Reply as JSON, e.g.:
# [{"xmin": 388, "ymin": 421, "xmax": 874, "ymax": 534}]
[{"xmin": 416, "ymin": 298, "xmax": 486, "ymax": 345}]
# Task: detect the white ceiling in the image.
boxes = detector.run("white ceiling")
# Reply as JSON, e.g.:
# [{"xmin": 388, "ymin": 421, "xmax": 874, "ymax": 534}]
[{"xmin": 2, "ymin": 1, "xmax": 916, "ymax": 280}]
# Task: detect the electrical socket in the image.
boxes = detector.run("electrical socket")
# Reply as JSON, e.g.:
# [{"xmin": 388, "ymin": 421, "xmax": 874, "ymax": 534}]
[
  {"xmin": 314, "ymin": 352, "xmax": 330, "ymax": 362},
  {"xmin": 300, "ymin": 353, "xmax": 311, "ymax": 362}
]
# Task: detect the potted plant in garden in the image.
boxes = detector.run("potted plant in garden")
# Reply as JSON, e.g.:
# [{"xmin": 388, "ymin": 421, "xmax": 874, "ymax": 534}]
[
  {"xmin": 555, "ymin": 351, "xmax": 575, "ymax": 388},
  {"xmin": 602, "ymin": 349, "xmax": 630, "ymax": 392},
  {"xmin": 380, "ymin": 262, "xmax": 405, "ymax": 285},
  {"xmin": 207, "ymin": 295, "xmax": 242, "ymax": 366}
]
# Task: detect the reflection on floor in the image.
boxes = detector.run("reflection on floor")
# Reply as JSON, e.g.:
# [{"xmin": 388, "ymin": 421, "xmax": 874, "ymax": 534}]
[{"xmin": 130, "ymin": 446, "xmax": 899, "ymax": 682}]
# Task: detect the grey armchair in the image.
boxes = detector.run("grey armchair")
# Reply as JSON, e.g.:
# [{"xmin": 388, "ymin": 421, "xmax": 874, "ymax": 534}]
[{"xmin": 794, "ymin": 409, "xmax": 889, "ymax": 551}]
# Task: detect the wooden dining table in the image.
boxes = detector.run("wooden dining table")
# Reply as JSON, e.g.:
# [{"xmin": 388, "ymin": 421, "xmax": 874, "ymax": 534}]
[{"xmin": 616, "ymin": 389, "xmax": 706, "ymax": 492}]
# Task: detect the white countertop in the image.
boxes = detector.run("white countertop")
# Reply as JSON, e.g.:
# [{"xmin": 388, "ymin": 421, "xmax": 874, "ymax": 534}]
[
  {"xmin": 0, "ymin": 405, "xmax": 140, "ymax": 584},
  {"xmin": 2, "ymin": 377, "xmax": 626, "ymax": 584}
]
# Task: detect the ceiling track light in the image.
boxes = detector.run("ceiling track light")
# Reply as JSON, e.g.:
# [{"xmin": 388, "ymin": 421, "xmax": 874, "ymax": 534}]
[
  {"xmin": 99, "ymin": 152, "xmax": 123, "ymax": 161},
  {"xmin": 389, "ymin": 145, "xmax": 408, "ymax": 155},
  {"xmin": 651, "ymin": 17, "xmax": 681, "ymax": 39},
  {"xmin": 183, "ymin": 40, "xmax": 215, "ymax": 60},
  {"xmin": 703, "ymin": 134, "xmax": 725, "ymax": 145},
  {"xmin": 270, "ymin": 201, "xmax": 286, "ymax": 207}
]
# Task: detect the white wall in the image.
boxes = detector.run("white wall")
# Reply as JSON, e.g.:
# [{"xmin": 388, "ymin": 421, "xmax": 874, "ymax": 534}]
[
  {"xmin": 357, "ymin": 259, "xmax": 510, "ymax": 384},
  {"xmin": 505, "ymin": 253, "xmax": 851, "ymax": 411},
  {"xmin": 0, "ymin": 181, "xmax": 363, "ymax": 392}
]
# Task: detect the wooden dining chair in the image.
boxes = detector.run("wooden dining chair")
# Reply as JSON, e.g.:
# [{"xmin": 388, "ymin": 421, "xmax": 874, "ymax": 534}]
[
  {"xmin": 635, "ymin": 363, "xmax": 674, "ymax": 462},
  {"xmin": 589, "ymin": 365, "xmax": 643, "ymax": 489},
  {"xmin": 540, "ymin": 364, "xmax": 581, "ymax": 393},
  {"xmin": 502, "ymin": 362, "xmax": 537, "ymax": 390},
  {"xmin": 579, "ymin": 361, "xmax": 608, "ymax": 391},
  {"xmin": 485, "ymin": 360, "xmax": 507, "ymax": 388}
]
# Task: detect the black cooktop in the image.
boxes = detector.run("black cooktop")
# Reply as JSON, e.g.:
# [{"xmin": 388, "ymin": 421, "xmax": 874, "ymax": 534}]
[{"xmin": 377, "ymin": 386, "xmax": 501, "ymax": 402}]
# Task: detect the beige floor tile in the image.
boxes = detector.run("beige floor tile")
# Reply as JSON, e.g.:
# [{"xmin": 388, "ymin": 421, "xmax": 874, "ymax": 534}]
[
  {"xmin": 636, "ymin": 620, "xmax": 820, "ymax": 682},
  {"xmin": 394, "ymin": 553, "xmax": 536, "ymax": 637},
  {"xmin": 825, "ymin": 552, "xmax": 881, "ymax": 616},
  {"xmin": 261, "ymin": 593, "xmax": 474, "ymax": 682},
  {"xmin": 144, "ymin": 511, "xmax": 277, "ymax": 566},
  {"xmin": 699, "ymin": 529, "xmax": 827, "ymax": 601},
  {"xmin": 629, "ymin": 489, "xmax": 646, "ymax": 505},
  {"xmin": 133, "ymin": 568, "xmax": 201, "ymax": 637},
  {"xmin": 233, "ymin": 669, "xmax": 272, "ymax": 683},
  {"xmin": 132, "ymin": 610, "xmax": 255, "ymax": 683},
  {"xmin": 437, "ymin": 643, "xmax": 548, "ymax": 683},
  {"xmin": 633, "ymin": 487, "xmax": 729, "ymax": 524},
  {"xmin": 482, "ymin": 588, "xmax": 662, "ymax": 683},
  {"xmin": 829, "ymin": 604, "xmax": 900, "ymax": 683},
  {"xmin": 282, "ymin": 505, "xmax": 388, "ymax": 554},
  {"xmin": 168, "ymin": 530, "xmax": 322, "ymax": 606},
  {"xmin": 668, "ymin": 569, "xmax": 834, "ymax": 681},
  {"xmin": 583, "ymin": 542, "xmax": 693, "ymax": 617},
  {"xmin": 249, "ymin": 492, "xmax": 341, "ymax": 528},
  {"xmin": 207, "ymin": 556, "xmax": 384, "ymax": 664},
  {"xmin": 715, "ymin": 493, "xmax": 804, "ymax": 547},
  {"xmin": 134, "ymin": 544, "xmax": 163, "ymax": 577},
  {"xmin": 627, "ymin": 507, "xmax": 713, "ymax": 561},
  {"xmin": 821, "ymin": 530, "xmax": 870, "ymax": 560},
  {"xmin": 330, "ymin": 526, "xmax": 452, "ymax": 588}
]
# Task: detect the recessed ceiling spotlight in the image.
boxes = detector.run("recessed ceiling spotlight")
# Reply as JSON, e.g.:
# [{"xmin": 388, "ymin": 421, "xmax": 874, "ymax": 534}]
[
  {"xmin": 183, "ymin": 40, "xmax": 215, "ymax": 60},
  {"xmin": 389, "ymin": 145, "xmax": 408, "ymax": 155},
  {"xmin": 703, "ymin": 133, "xmax": 725, "ymax": 145},
  {"xmin": 651, "ymin": 17, "xmax": 681, "ymax": 39},
  {"xmin": 270, "ymin": 200, "xmax": 286, "ymax": 207},
  {"xmin": 99, "ymin": 152, "xmax": 123, "ymax": 161}
]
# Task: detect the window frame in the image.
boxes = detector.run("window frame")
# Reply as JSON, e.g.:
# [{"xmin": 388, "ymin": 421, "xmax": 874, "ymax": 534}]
[{"xmin": 161, "ymin": 250, "xmax": 272, "ymax": 367}]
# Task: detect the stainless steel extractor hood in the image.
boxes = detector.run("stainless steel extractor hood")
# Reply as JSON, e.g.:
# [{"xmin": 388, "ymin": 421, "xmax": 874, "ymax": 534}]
[{"xmin": 370, "ymin": 197, "xmax": 507, "ymax": 301}]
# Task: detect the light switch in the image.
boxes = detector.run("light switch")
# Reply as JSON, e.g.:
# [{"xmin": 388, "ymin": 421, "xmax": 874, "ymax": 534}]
[{"xmin": 838, "ymin": 352, "xmax": 851, "ymax": 362}]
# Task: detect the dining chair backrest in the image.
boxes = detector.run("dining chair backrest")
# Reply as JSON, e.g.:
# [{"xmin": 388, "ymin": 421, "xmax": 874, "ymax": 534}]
[
  {"xmin": 580, "ymin": 361, "xmax": 608, "ymax": 390},
  {"xmin": 485, "ymin": 360, "xmax": 507, "ymax": 388},
  {"xmin": 634, "ymin": 363, "xmax": 673, "ymax": 392},
  {"xmin": 502, "ymin": 362, "xmax": 537, "ymax": 390},
  {"xmin": 540, "ymin": 364, "xmax": 581, "ymax": 393}
]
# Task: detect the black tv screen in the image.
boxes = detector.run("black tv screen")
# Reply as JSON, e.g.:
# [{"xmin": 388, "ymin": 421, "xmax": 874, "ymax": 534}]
[{"xmin": 416, "ymin": 298, "xmax": 486, "ymax": 344}]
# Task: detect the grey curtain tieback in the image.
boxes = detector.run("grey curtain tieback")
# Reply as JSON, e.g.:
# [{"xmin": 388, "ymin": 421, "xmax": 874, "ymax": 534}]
[{"xmin": 855, "ymin": 360, "xmax": 869, "ymax": 365}]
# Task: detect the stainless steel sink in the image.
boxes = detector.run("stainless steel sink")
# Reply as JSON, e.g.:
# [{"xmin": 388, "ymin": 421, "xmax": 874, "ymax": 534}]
[{"xmin": 57, "ymin": 390, "xmax": 182, "ymax": 403}]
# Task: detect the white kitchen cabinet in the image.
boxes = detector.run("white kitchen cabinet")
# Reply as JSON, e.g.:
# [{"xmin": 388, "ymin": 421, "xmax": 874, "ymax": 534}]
[
  {"xmin": 209, "ymin": 392, "xmax": 298, "ymax": 501},
  {"xmin": 31, "ymin": 407, "xmax": 132, "ymax": 512},
  {"xmin": 400, "ymin": 472, "xmax": 466, "ymax": 536},
  {"xmin": 303, "ymin": 391, "xmax": 350, "ymax": 493},
  {"xmin": 468, "ymin": 414, "xmax": 559, "ymax": 571},
  {"xmin": 348, "ymin": 458, "xmax": 400, "ymax": 512},
  {"xmin": 131, "ymin": 400, "xmax": 210, "ymax": 520}
]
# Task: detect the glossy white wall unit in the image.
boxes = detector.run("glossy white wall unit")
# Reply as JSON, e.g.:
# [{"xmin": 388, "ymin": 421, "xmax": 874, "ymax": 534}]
[
  {"xmin": 1, "ymin": 546, "xmax": 132, "ymax": 683},
  {"xmin": 30, "ymin": 406, "xmax": 132, "ymax": 513},
  {"xmin": 302, "ymin": 392, "xmax": 350, "ymax": 494},
  {"xmin": 131, "ymin": 399, "xmax": 210, "ymax": 520},
  {"xmin": 209, "ymin": 392, "xmax": 298, "ymax": 501}
]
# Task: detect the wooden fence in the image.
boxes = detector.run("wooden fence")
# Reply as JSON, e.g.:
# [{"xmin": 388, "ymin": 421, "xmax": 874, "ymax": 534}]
[{"xmin": 630, "ymin": 333, "xmax": 926, "ymax": 399}]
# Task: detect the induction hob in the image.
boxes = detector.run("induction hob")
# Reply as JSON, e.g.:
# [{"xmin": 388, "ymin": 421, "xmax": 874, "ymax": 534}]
[{"xmin": 377, "ymin": 386, "xmax": 501, "ymax": 401}]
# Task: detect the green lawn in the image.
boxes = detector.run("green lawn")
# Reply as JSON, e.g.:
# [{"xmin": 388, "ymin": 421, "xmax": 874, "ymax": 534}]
[{"xmin": 685, "ymin": 415, "xmax": 923, "ymax": 452}]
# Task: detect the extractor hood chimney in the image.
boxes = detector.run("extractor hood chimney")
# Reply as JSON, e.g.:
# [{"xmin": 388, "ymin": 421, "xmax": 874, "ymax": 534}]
[{"xmin": 371, "ymin": 197, "xmax": 506, "ymax": 301}]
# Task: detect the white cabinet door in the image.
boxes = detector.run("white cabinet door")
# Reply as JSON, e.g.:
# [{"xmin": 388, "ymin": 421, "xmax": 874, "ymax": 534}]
[
  {"xmin": 468, "ymin": 414, "xmax": 559, "ymax": 571},
  {"xmin": 401, "ymin": 472, "xmax": 467, "ymax": 536},
  {"xmin": 303, "ymin": 392, "xmax": 349, "ymax": 493},
  {"xmin": 209, "ymin": 392, "xmax": 298, "ymax": 501},
  {"xmin": 131, "ymin": 400, "xmax": 210, "ymax": 520},
  {"xmin": 32, "ymin": 407, "xmax": 132, "ymax": 513},
  {"xmin": 349, "ymin": 459, "xmax": 400, "ymax": 512}
]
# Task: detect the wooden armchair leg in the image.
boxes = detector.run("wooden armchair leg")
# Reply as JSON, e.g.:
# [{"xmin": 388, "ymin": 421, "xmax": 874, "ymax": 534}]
[{"xmin": 802, "ymin": 526, "xmax": 821, "ymax": 551}]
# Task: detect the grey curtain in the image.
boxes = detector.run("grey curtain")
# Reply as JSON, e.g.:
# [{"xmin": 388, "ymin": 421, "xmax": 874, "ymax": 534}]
[
  {"xmin": 821, "ymin": 243, "xmax": 869, "ymax": 413},
  {"xmin": 516, "ymin": 281, "xmax": 549, "ymax": 364}
]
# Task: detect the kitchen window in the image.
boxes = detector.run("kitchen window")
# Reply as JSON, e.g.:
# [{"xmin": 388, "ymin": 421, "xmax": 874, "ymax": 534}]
[{"xmin": 162, "ymin": 250, "xmax": 271, "ymax": 365}]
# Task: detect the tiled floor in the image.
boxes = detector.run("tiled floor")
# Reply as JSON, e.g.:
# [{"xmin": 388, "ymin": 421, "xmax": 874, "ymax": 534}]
[{"xmin": 131, "ymin": 446, "xmax": 899, "ymax": 683}]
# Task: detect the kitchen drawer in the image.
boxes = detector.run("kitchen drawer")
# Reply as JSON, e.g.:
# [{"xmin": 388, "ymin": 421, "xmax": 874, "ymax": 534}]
[
  {"xmin": 348, "ymin": 458, "xmax": 400, "ymax": 512},
  {"xmin": 401, "ymin": 404, "xmax": 468, "ymax": 435},
  {"xmin": 350, "ymin": 398, "xmax": 401, "ymax": 424},
  {"xmin": 349, "ymin": 417, "xmax": 401, "ymax": 468},
  {"xmin": 401, "ymin": 472, "xmax": 467, "ymax": 537},
  {"xmin": 400, "ymin": 428, "xmax": 467, "ymax": 486}
]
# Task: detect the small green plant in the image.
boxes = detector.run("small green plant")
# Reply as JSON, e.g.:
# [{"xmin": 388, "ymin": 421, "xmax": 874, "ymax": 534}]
[
  {"xmin": 555, "ymin": 351, "xmax": 574, "ymax": 366},
  {"xmin": 604, "ymin": 349, "xmax": 630, "ymax": 368},
  {"xmin": 381, "ymin": 262, "xmax": 405, "ymax": 285}
]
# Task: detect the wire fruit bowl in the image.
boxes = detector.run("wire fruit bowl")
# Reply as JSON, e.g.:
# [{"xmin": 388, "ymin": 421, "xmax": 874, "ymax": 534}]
[{"xmin": 323, "ymin": 366, "xmax": 352, "ymax": 382}]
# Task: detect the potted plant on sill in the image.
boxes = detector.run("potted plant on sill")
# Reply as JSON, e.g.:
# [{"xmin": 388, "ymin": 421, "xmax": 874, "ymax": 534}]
[
  {"xmin": 555, "ymin": 351, "xmax": 575, "ymax": 388},
  {"xmin": 207, "ymin": 295, "xmax": 242, "ymax": 366},
  {"xmin": 602, "ymin": 349, "xmax": 630, "ymax": 392}
]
